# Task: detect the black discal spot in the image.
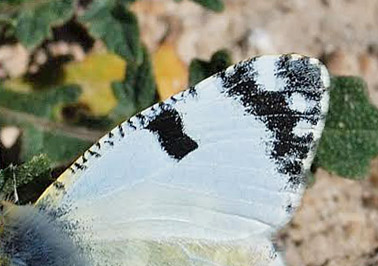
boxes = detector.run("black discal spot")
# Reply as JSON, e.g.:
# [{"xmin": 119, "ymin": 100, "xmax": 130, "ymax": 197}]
[
  {"xmin": 218, "ymin": 55, "xmax": 325, "ymax": 186},
  {"xmin": 146, "ymin": 108, "xmax": 198, "ymax": 161}
]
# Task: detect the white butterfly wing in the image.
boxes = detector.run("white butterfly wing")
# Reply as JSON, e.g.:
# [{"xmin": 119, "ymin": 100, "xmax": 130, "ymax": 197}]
[{"xmin": 38, "ymin": 54, "xmax": 330, "ymax": 266}]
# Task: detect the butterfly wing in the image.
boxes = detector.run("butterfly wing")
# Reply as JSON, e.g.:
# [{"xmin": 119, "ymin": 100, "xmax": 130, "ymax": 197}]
[{"xmin": 38, "ymin": 54, "xmax": 330, "ymax": 266}]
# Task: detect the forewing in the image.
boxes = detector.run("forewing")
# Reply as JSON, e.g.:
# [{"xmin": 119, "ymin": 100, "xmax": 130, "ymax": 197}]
[{"xmin": 38, "ymin": 54, "xmax": 330, "ymax": 266}]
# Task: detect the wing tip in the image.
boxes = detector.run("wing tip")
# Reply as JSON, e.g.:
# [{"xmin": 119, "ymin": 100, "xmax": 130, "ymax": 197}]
[{"xmin": 38, "ymin": 53, "xmax": 332, "ymax": 206}]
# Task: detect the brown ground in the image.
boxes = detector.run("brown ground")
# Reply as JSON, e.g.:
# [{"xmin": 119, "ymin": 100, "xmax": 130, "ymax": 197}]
[
  {"xmin": 131, "ymin": 1, "xmax": 378, "ymax": 265},
  {"xmin": 132, "ymin": 0, "xmax": 378, "ymax": 105},
  {"xmin": 280, "ymin": 168, "xmax": 378, "ymax": 266}
]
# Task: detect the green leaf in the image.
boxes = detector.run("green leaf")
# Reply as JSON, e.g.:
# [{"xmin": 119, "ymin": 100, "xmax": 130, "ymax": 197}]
[
  {"xmin": 119, "ymin": 0, "xmax": 137, "ymax": 4},
  {"xmin": 189, "ymin": 0, "xmax": 224, "ymax": 12},
  {"xmin": 1, "ymin": 0, "xmax": 28, "ymax": 5},
  {"xmin": 21, "ymin": 125, "xmax": 93, "ymax": 166},
  {"xmin": 0, "ymin": 1, "xmax": 28, "ymax": 16},
  {"xmin": 0, "ymin": 13, "xmax": 13, "ymax": 26},
  {"xmin": 315, "ymin": 76, "xmax": 378, "ymax": 179},
  {"xmin": 110, "ymin": 45, "xmax": 157, "ymax": 121},
  {"xmin": 189, "ymin": 49, "xmax": 232, "ymax": 86},
  {"xmin": 80, "ymin": 0, "xmax": 142, "ymax": 64},
  {"xmin": 0, "ymin": 154, "xmax": 52, "ymax": 204},
  {"xmin": 13, "ymin": 0, "xmax": 74, "ymax": 49},
  {"xmin": 0, "ymin": 85, "xmax": 98, "ymax": 166},
  {"xmin": 0, "ymin": 85, "xmax": 81, "ymax": 119}
]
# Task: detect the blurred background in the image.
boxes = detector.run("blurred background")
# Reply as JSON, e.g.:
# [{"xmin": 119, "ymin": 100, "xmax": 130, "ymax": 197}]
[{"xmin": 1, "ymin": 0, "xmax": 378, "ymax": 265}]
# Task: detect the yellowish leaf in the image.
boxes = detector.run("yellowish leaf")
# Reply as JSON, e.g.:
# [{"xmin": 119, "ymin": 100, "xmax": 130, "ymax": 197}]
[
  {"xmin": 153, "ymin": 43, "xmax": 188, "ymax": 100},
  {"xmin": 64, "ymin": 52, "xmax": 126, "ymax": 115}
]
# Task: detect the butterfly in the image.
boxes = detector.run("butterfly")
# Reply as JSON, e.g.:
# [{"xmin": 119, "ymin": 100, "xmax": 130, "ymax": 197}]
[{"xmin": 0, "ymin": 54, "xmax": 330, "ymax": 266}]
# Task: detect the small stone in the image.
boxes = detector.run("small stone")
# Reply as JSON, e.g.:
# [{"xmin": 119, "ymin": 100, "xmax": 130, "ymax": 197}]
[
  {"xmin": 1, "ymin": 126, "xmax": 21, "ymax": 149},
  {"xmin": 247, "ymin": 28, "xmax": 276, "ymax": 54},
  {"xmin": 368, "ymin": 42, "xmax": 378, "ymax": 57},
  {"xmin": 35, "ymin": 49, "xmax": 48, "ymax": 65},
  {"xmin": 278, "ymin": 0, "xmax": 305, "ymax": 12},
  {"xmin": 0, "ymin": 44, "xmax": 29, "ymax": 78},
  {"xmin": 70, "ymin": 44, "xmax": 85, "ymax": 62},
  {"xmin": 48, "ymin": 41, "xmax": 70, "ymax": 57}
]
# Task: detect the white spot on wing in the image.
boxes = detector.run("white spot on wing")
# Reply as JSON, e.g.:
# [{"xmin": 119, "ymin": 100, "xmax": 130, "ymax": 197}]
[
  {"xmin": 288, "ymin": 92, "xmax": 316, "ymax": 113},
  {"xmin": 254, "ymin": 56, "xmax": 286, "ymax": 92},
  {"xmin": 292, "ymin": 120, "xmax": 314, "ymax": 137},
  {"xmin": 291, "ymin": 54, "xmax": 303, "ymax": 61},
  {"xmin": 309, "ymin": 57, "xmax": 319, "ymax": 64}
]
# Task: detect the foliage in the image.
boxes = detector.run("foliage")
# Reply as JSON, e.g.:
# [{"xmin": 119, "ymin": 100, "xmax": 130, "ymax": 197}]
[
  {"xmin": 63, "ymin": 52, "xmax": 125, "ymax": 116},
  {"xmin": 315, "ymin": 77, "xmax": 378, "ymax": 179},
  {"xmin": 79, "ymin": 0, "xmax": 142, "ymax": 64},
  {"xmin": 0, "ymin": 154, "xmax": 52, "ymax": 204},
  {"xmin": 0, "ymin": 84, "xmax": 93, "ymax": 166},
  {"xmin": 110, "ymin": 45, "xmax": 157, "ymax": 122},
  {"xmin": 14, "ymin": 0, "xmax": 74, "ymax": 49},
  {"xmin": 0, "ymin": 0, "xmax": 224, "ymax": 52},
  {"xmin": 189, "ymin": 49, "xmax": 232, "ymax": 86},
  {"xmin": 0, "ymin": 0, "xmax": 74, "ymax": 49},
  {"xmin": 174, "ymin": 0, "xmax": 224, "ymax": 12}
]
